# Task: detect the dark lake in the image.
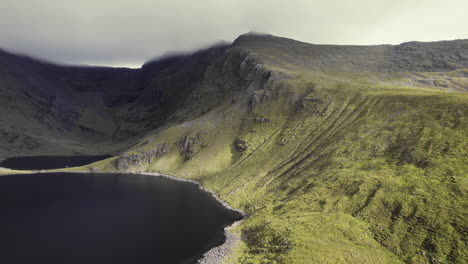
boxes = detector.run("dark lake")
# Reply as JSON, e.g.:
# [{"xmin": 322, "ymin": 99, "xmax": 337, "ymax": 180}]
[
  {"xmin": 0, "ymin": 173, "xmax": 242, "ymax": 264},
  {"xmin": 0, "ymin": 155, "xmax": 112, "ymax": 170}
]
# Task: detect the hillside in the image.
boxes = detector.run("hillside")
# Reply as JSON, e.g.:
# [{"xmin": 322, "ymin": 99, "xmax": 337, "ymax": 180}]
[
  {"xmin": 0, "ymin": 44, "xmax": 227, "ymax": 158},
  {"xmin": 1, "ymin": 33, "xmax": 467, "ymax": 263}
]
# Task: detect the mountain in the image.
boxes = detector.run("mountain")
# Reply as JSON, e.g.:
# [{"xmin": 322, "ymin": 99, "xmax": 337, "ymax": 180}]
[
  {"xmin": 0, "ymin": 44, "xmax": 227, "ymax": 157},
  {"xmin": 1, "ymin": 33, "xmax": 467, "ymax": 263}
]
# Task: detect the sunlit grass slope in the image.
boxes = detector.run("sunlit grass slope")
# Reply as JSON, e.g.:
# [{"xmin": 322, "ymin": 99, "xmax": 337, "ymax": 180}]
[{"xmin": 89, "ymin": 72, "xmax": 467, "ymax": 263}]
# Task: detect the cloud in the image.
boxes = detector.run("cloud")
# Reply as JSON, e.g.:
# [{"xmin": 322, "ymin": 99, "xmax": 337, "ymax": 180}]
[{"xmin": 1, "ymin": 0, "xmax": 467, "ymax": 67}]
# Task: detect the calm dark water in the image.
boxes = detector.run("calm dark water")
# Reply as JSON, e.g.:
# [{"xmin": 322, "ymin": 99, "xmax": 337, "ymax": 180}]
[
  {"xmin": 0, "ymin": 173, "xmax": 241, "ymax": 264},
  {"xmin": 0, "ymin": 155, "xmax": 112, "ymax": 170}
]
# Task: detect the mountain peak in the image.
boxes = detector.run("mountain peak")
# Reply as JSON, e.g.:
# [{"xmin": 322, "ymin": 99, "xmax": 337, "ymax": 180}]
[{"xmin": 231, "ymin": 32, "xmax": 288, "ymax": 46}]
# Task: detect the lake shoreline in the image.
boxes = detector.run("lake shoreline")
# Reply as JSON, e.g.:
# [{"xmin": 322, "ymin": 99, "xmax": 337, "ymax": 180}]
[{"xmin": 36, "ymin": 169, "xmax": 246, "ymax": 264}]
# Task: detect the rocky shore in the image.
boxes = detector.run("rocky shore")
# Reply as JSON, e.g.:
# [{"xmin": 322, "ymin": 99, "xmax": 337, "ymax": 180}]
[
  {"xmin": 131, "ymin": 171, "xmax": 245, "ymax": 264},
  {"xmin": 198, "ymin": 219, "xmax": 243, "ymax": 264}
]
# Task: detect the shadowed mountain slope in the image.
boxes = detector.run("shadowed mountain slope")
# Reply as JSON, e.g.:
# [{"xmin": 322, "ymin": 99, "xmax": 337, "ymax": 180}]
[{"xmin": 0, "ymin": 44, "xmax": 227, "ymax": 158}]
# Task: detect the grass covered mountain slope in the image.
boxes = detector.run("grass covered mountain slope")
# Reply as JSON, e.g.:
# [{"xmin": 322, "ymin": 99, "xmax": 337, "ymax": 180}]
[{"xmin": 1, "ymin": 33, "xmax": 467, "ymax": 263}]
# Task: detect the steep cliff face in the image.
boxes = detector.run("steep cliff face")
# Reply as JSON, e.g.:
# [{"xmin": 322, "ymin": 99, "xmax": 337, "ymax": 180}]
[{"xmin": 1, "ymin": 34, "xmax": 467, "ymax": 263}]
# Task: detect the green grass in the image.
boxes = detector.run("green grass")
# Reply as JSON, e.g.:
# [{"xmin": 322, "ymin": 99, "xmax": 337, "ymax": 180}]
[
  {"xmin": 82, "ymin": 72, "xmax": 466, "ymax": 264},
  {"xmin": 0, "ymin": 167, "xmax": 34, "ymax": 175}
]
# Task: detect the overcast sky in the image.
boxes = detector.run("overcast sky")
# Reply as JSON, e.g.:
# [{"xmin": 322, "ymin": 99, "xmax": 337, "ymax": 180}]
[{"xmin": 1, "ymin": 0, "xmax": 467, "ymax": 68}]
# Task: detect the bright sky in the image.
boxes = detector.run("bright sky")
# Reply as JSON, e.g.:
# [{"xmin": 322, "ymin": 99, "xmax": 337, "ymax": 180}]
[{"xmin": 1, "ymin": 0, "xmax": 467, "ymax": 68}]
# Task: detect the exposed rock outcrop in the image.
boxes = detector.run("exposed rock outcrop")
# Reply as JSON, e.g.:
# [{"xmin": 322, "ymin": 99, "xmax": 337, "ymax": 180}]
[
  {"xmin": 115, "ymin": 143, "xmax": 171, "ymax": 170},
  {"xmin": 177, "ymin": 133, "xmax": 207, "ymax": 161},
  {"xmin": 234, "ymin": 137, "xmax": 249, "ymax": 152}
]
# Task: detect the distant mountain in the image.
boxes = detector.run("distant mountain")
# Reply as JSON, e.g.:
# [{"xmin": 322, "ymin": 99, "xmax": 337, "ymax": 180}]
[
  {"xmin": 0, "ymin": 44, "xmax": 228, "ymax": 157},
  {"xmin": 1, "ymin": 33, "xmax": 467, "ymax": 263}
]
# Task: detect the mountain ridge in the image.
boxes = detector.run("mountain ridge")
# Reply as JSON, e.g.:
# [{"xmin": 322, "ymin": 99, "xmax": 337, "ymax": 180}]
[
  {"xmin": 232, "ymin": 33, "xmax": 468, "ymax": 73},
  {"xmin": 3, "ymin": 33, "xmax": 468, "ymax": 70}
]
